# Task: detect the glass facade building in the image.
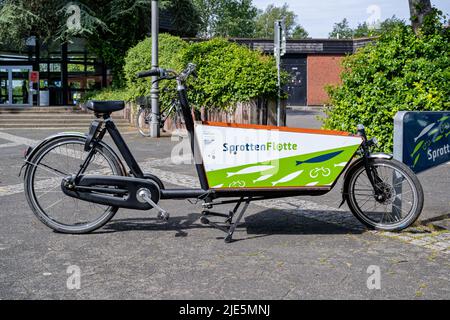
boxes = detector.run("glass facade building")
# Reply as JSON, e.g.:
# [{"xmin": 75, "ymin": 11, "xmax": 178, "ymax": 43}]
[{"xmin": 0, "ymin": 38, "xmax": 108, "ymax": 107}]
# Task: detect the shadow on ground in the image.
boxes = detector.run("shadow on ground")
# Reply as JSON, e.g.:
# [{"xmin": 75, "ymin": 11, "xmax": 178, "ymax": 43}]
[{"xmin": 100, "ymin": 209, "xmax": 365, "ymax": 242}]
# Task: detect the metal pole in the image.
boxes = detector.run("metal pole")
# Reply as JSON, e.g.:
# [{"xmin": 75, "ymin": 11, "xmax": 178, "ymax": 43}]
[
  {"xmin": 277, "ymin": 63, "xmax": 281, "ymax": 127},
  {"xmin": 150, "ymin": 0, "xmax": 160, "ymax": 137},
  {"xmin": 276, "ymin": 56, "xmax": 281, "ymax": 127},
  {"xmin": 274, "ymin": 20, "xmax": 281, "ymax": 127}
]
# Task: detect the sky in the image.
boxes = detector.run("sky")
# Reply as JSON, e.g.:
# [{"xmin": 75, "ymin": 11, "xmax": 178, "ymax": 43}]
[{"xmin": 253, "ymin": 0, "xmax": 450, "ymax": 38}]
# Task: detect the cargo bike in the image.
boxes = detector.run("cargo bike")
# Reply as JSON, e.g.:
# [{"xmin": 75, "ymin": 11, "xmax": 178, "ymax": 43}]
[{"xmin": 22, "ymin": 64, "xmax": 424, "ymax": 243}]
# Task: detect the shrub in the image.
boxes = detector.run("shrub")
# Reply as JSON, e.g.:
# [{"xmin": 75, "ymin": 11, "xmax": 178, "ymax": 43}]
[
  {"xmin": 182, "ymin": 38, "xmax": 282, "ymax": 111},
  {"xmin": 80, "ymin": 87, "xmax": 130, "ymax": 103},
  {"xmin": 123, "ymin": 33, "xmax": 188, "ymax": 103},
  {"xmin": 91, "ymin": 35, "xmax": 285, "ymax": 114},
  {"xmin": 323, "ymin": 10, "xmax": 450, "ymax": 152}
]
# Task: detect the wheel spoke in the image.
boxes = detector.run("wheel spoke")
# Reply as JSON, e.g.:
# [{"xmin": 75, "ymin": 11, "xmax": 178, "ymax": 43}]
[
  {"xmin": 43, "ymin": 198, "xmax": 64, "ymax": 211},
  {"xmin": 28, "ymin": 162, "xmax": 68, "ymax": 177}
]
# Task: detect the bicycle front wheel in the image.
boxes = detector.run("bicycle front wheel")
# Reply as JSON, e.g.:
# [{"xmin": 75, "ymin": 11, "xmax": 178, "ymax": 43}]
[
  {"xmin": 345, "ymin": 158, "xmax": 424, "ymax": 231},
  {"xmin": 136, "ymin": 107, "xmax": 151, "ymax": 137},
  {"xmin": 24, "ymin": 136, "xmax": 124, "ymax": 233}
]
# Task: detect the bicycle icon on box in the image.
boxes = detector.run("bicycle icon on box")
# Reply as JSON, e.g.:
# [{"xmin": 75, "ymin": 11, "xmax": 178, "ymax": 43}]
[{"xmin": 309, "ymin": 167, "xmax": 331, "ymax": 178}]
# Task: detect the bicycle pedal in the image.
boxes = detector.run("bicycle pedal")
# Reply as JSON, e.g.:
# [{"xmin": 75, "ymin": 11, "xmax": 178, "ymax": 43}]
[{"xmin": 157, "ymin": 211, "xmax": 170, "ymax": 221}]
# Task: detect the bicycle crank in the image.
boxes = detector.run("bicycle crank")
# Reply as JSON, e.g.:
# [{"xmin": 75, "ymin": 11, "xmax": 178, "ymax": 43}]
[{"xmin": 137, "ymin": 188, "xmax": 170, "ymax": 221}]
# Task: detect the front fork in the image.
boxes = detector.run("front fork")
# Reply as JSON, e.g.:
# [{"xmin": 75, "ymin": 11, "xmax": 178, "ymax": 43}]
[
  {"xmin": 339, "ymin": 125, "xmax": 384, "ymax": 208},
  {"xmin": 357, "ymin": 125, "xmax": 383, "ymax": 197}
]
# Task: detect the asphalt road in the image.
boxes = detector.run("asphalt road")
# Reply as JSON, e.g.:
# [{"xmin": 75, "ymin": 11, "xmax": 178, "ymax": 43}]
[{"xmin": 0, "ymin": 110, "xmax": 449, "ymax": 299}]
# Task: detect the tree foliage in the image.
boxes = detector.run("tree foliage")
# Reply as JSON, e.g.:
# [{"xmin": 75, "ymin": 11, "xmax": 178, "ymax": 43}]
[
  {"xmin": 254, "ymin": 3, "xmax": 308, "ymax": 39},
  {"xmin": 85, "ymin": 0, "xmax": 153, "ymax": 87},
  {"xmin": 328, "ymin": 18, "xmax": 353, "ymax": 39},
  {"xmin": 353, "ymin": 16, "xmax": 406, "ymax": 38},
  {"xmin": 213, "ymin": 0, "xmax": 257, "ymax": 38},
  {"xmin": 0, "ymin": 0, "xmax": 111, "ymax": 46},
  {"xmin": 169, "ymin": 0, "xmax": 202, "ymax": 38},
  {"xmin": 330, "ymin": 16, "xmax": 407, "ymax": 39},
  {"xmin": 291, "ymin": 25, "xmax": 309, "ymax": 39},
  {"xmin": 81, "ymin": 0, "xmax": 200, "ymax": 86},
  {"xmin": 323, "ymin": 10, "xmax": 450, "ymax": 152},
  {"xmin": 192, "ymin": 0, "xmax": 257, "ymax": 38},
  {"xmin": 0, "ymin": 0, "xmax": 201, "ymax": 86}
]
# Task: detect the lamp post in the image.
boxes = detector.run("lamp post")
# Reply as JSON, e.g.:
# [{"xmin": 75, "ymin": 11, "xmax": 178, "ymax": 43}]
[{"xmin": 150, "ymin": 0, "xmax": 160, "ymax": 137}]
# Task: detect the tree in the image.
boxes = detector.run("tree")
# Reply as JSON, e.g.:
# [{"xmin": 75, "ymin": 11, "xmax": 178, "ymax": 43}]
[
  {"xmin": 353, "ymin": 22, "xmax": 372, "ymax": 38},
  {"xmin": 0, "ymin": 0, "xmax": 201, "ymax": 85},
  {"xmin": 353, "ymin": 16, "xmax": 406, "ymax": 38},
  {"xmin": 87, "ymin": 0, "xmax": 200, "ymax": 85},
  {"xmin": 0, "ymin": 0, "xmax": 107, "ymax": 46},
  {"xmin": 328, "ymin": 18, "xmax": 353, "ymax": 39},
  {"xmin": 379, "ymin": 16, "xmax": 406, "ymax": 33},
  {"xmin": 291, "ymin": 25, "xmax": 309, "ymax": 39},
  {"xmin": 254, "ymin": 3, "xmax": 308, "ymax": 39},
  {"xmin": 166, "ymin": 0, "xmax": 202, "ymax": 38},
  {"xmin": 192, "ymin": 0, "xmax": 257, "ymax": 38},
  {"xmin": 408, "ymin": 0, "xmax": 432, "ymax": 32},
  {"xmin": 192, "ymin": 0, "xmax": 218, "ymax": 37},
  {"xmin": 213, "ymin": 0, "xmax": 257, "ymax": 37}
]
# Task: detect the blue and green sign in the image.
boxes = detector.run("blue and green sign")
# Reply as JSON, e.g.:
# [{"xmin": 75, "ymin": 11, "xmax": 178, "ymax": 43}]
[{"xmin": 394, "ymin": 111, "xmax": 450, "ymax": 173}]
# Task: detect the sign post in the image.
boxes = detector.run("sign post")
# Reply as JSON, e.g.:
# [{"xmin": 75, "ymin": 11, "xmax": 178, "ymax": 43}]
[{"xmin": 274, "ymin": 19, "xmax": 286, "ymax": 127}]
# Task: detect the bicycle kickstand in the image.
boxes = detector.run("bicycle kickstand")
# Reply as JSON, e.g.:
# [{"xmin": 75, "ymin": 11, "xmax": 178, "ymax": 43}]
[
  {"xmin": 200, "ymin": 198, "xmax": 242, "ymax": 233},
  {"xmin": 224, "ymin": 197, "xmax": 251, "ymax": 243}
]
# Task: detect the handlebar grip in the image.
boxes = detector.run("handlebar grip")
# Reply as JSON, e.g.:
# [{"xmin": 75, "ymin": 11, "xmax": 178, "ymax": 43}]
[{"xmin": 136, "ymin": 69, "xmax": 161, "ymax": 78}]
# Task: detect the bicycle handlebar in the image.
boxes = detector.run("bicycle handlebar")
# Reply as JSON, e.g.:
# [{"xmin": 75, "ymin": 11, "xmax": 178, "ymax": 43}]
[
  {"xmin": 136, "ymin": 63, "xmax": 197, "ymax": 82},
  {"xmin": 136, "ymin": 68, "xmax": 164, "ymax": 79}
]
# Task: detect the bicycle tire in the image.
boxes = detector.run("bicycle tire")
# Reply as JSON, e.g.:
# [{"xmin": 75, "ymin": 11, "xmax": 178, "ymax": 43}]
[
  {"xmin": 136, "ymin": 107, "xmax": 151, "ymax": 137},
  {"xmin": 24, "ymin": 136, "xmax": 124, "ymax": 234},
  {"xmin": 345, "ymin": 158, "xmax": 424, "ymax": 231}
]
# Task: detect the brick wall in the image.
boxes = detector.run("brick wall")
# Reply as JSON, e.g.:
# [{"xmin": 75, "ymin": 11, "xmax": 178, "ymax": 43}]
[{"xmin": 307, "ymin": 54, "xmax": 344, "ymax": 106}]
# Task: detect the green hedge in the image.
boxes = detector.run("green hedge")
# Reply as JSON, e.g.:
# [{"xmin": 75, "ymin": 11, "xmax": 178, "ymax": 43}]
[
  {"xmin": 123, "ymin": 33, "xmax": 188, "ymax": 104},
  {"xmin": 81, "ymin": 87, "xmax": 130, "ymax": 103},
  {"xmin": 324, "ymin": 11, "xmax": 450, "ymax": 152},
  {"xmin": 181, "ymin": 38, "xmax": 281, "ymax": 111},
  {"xmin": 86, "ymin": 34, "xmax": 283, "ymax": 112}
]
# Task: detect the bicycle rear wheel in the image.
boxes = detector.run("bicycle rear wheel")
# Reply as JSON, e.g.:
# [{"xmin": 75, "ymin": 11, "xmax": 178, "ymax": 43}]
[
  {"xmin": 24, "ymin": 136, "xmax": 124, "ymax": 233},
  {"xmin": 136, "ymin": 107, "xmax": 151, "ymax": 137},
  {"xmin": 345, "ymin": 158, "xmax": 424, "ymax": 231}
]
